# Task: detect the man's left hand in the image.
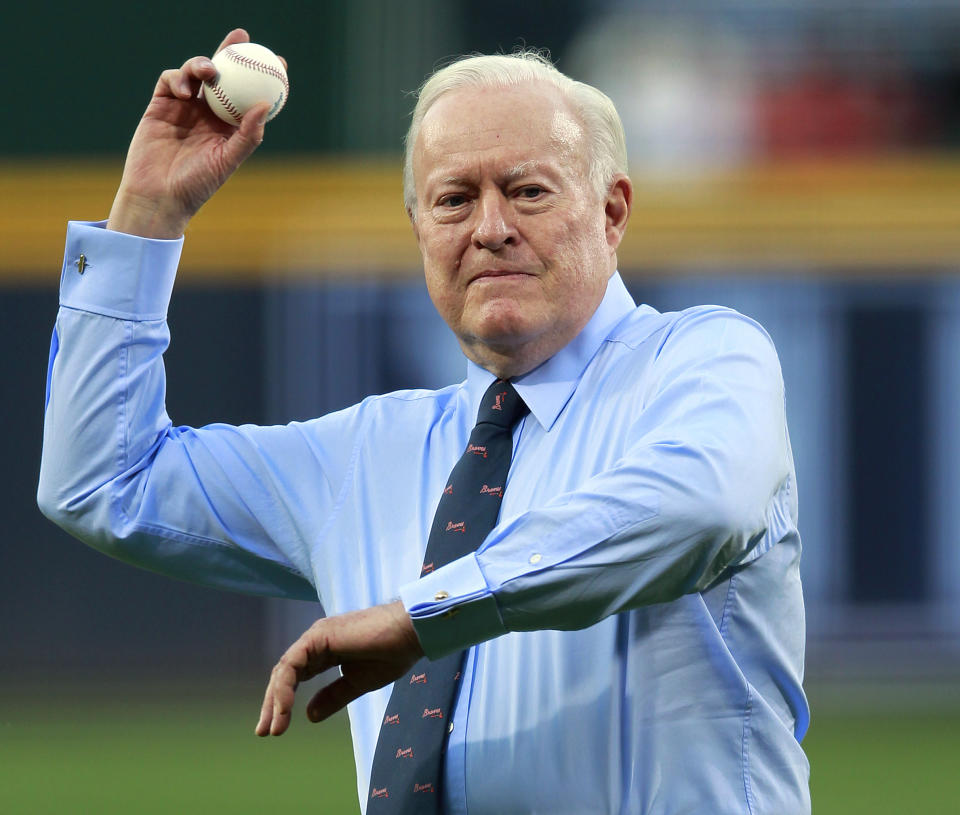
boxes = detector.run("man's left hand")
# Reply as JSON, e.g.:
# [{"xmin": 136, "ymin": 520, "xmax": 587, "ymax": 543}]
[{"xmin": 255, "ymin": 600, "xmax": 424, "ymax": 736}]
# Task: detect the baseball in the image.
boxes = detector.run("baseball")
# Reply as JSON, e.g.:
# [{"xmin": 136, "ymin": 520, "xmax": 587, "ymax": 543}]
[{"xmin": 202, "ymin": 42, "xmax": 289, "ymax": 125}]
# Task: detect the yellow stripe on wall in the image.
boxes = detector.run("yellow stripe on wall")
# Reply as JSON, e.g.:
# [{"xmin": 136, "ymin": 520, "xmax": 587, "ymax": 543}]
[{"xmin": 3, "ymin": 154, "xmax": 960, "ymax": 285}]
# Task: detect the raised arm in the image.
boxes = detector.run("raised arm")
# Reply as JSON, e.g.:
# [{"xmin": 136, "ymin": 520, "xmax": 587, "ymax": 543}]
[
  {"xmin": 107, "ymin": 28, "xmax": 276, "ymax": 239},
  {"xmin": 37, "ymin": 33, "xmax": 327, "ymax": 600}
]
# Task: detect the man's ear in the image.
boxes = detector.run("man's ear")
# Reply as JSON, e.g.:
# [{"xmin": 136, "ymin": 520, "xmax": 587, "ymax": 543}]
[
  {"xmin": 604, "ymin": 175, "xmax": 632, "ymax": 253},
  {"xmin": 407, "ymin": 206, "xmax": 421, "ymax": 249}
]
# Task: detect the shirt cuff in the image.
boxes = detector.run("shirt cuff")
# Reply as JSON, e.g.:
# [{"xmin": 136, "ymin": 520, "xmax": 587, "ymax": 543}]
[
  {"xmin": 398, "ymin": 553, "xmax": 508, "ymax": 659},
  {"xmin": 60, "ymin": 220, "xmax": 184, "ymax": 321}
]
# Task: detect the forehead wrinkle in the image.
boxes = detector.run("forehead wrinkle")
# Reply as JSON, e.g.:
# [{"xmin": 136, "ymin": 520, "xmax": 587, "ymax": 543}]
[
  {"xmin": 415, "ymin": 85, "xmax": 588, "ymax": 197},
  {"xmin": 428, "ymin": 160, "xmax": 548, "ymax": 191}
]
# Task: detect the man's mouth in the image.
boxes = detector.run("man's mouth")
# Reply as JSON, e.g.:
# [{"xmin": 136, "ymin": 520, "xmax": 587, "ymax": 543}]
[{"xmin": 469, "ymin": 269, "xmax": 533, "ymax": 284}]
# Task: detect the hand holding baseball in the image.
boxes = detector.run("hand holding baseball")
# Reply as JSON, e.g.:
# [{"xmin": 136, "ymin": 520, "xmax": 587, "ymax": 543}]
[{"xmin": 107, "ymin": 29, "xmax": 287, "ymax": 240}]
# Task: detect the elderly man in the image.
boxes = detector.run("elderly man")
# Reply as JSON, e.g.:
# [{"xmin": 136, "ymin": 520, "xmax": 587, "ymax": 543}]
[{"xmin": 39, "ymin": 28, "xmax": 810, "ymax": 815}]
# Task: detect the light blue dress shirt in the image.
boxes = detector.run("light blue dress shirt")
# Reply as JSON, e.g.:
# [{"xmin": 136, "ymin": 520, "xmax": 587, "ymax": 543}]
[{"xmin": 40, "ymin": 221, "xmax": 810, "ymax": 814}]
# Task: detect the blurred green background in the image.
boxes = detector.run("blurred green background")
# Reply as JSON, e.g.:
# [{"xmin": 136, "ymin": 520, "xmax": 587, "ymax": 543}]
[
  {"xmin": 4, "ymin": 1, "xmax": 960, "ymax": 812},
  {"xmin": 2, "ymin": 682, "xmax": 958, "ymax": 814}
]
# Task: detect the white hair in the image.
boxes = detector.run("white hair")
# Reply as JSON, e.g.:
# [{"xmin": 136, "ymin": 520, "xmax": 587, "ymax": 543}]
[{"xmin": 403, "ymin": 49, "xmax": 628, "ymax": 217}]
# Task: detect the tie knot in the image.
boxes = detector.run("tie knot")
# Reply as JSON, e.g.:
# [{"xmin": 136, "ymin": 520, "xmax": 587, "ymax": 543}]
[{"xmin": 476, "ymin": 380, "xmax": 528, "ymax": 428}]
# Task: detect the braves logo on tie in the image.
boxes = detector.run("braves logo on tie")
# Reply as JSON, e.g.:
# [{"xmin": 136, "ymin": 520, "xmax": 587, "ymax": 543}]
[
  {"xmin": 395, "ymin": 747, "xmax": 414, "ymax": 759},
  {"xmin": 443, "ymin": 483, "xmax": 453, "ymax": 495},
  {"xmin": 371, "ymin": 787, "xmax": 389, "ymax": 799},
  {"xmin": 383, "ymin": 713, "xmax": 399, "ymax": 725},
  {"xmin": 467, "ymin": 444, "xmax": 488, "ymax": 458},
  {"xmin": 414, "ymin": 782, "xmax": 435, "ymax": 794},
  {"xmin": 492, "ymin": 390, "xmax": 508, "ymax": 411},
  {"xmin": 421, "ymin": 562, "xmax": 434, "ymax": 575},
  {"xmin": 422, "ymin": 707, "xmax": 443, "ymax": 719},
  {"xmin": 480, "ymin": 484, "xmax": 503, "ymax": 497},
  {"xmin": 410, "ymin": 673, "xmax": 427, "ymax": 685},
  {"xmin": 445, "ymin": 520, "xmax": 466, "ymax": 533}
]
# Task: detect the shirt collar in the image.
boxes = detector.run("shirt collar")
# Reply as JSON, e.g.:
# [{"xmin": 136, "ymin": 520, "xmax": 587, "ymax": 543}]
[{"xmin": 465, "ymin": 271, "xmax": 636, "ymax": 431}]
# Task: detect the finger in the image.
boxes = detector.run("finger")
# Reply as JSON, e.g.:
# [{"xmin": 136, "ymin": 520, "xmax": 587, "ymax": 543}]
[
  {"xmin": 156, "ymin": 69, "xmax": 189, "ymax": 100},
  {"xmin": 156, "ymin": 57, "xmax": 217, "ymax": 100},
  {"xmin": 222, "ymin": 102, "xmax": 271, "ymax": 165},
  {"xmin": 256, "ymin": 658, "xmax": 300, "ymax": 736},
  {"xmin": 215, "ymin": 27, "xmax": 250, "ymax": 55},
  {"xmin": 269, "ymin": 683, "xmax": 296, "ymax": 736},
  {"xmin": 255, "ymin": 674, "xmax": 283, "ymax": 736},
  {"xmin": 255, "ymin": 686, "xmax": 274, "ymax": 736},
  {"xmin": 181, "ymin": 55, "xmax": 217, "ymax": 83},
  {"xmin": 255, "ymin": 627, "xmax": 337, "ymax": 736},
  {"xmin": 306, "ymin": 676, "xmax": 369, "ymax": 723}
]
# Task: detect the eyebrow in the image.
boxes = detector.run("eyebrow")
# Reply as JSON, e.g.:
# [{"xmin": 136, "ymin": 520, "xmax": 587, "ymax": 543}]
[{"xmin": 506, "ymin": 160, "xmax": 543, "ymax": 178}]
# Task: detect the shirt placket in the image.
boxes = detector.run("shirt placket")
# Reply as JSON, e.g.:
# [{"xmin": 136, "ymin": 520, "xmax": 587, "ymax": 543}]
[{"xmin": 441, "ymin": 643, "xmax": 475, "ymax": 815}]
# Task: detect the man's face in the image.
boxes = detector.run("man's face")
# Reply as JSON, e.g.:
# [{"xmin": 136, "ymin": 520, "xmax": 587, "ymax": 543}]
[{"xmin": 411, "ymin": 81, "xmax": 627, "ymax": 378}]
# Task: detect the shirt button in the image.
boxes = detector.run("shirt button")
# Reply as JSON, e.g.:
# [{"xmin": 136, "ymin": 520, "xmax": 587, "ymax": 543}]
[
  {"xmin": 434, "ymin": 590, "xmax": 450, "ymax": 601},
  {"xmin": 529, "ymin": 553, "xmax": 542, "ymax": 564},
  {"xmin": 448, "ymin": 721, "xmax": 455, "ymax": 734}
]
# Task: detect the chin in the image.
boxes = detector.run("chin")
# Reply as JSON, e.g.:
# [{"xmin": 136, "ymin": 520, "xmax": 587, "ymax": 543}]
[{"xmin": 469, "ymin": 308, "xmax": 540, "ymax": 346}]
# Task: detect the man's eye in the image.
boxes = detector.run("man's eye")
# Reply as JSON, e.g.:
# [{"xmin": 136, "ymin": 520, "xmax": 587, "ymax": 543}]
[
  {"xmin": 440, "ymin": 195, "xmax": 467, "ymax": 208},
  {"xmin": 519, "ymin": 186, "xmax": 544, "ymax": 199}
]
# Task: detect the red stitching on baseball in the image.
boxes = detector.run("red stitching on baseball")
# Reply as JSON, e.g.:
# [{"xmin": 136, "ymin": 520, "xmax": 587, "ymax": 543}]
[
  {"xmin": 223, "ymin": 46, "xmax": 290, "ymax": 96},
  {"xmin": 205, "ymin": 82, "xmax": 243, "ymax": 123}
]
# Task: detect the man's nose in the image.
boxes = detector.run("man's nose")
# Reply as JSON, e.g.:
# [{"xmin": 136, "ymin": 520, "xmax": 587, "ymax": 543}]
[{"xmin": 472, "ymin": 191, "xmax": 517, "ymax": 250}]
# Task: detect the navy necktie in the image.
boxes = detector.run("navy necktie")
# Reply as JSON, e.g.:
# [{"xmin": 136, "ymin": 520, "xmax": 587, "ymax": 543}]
[{"xmin": 367, "ymin": 379, "xmax": 529, "ymax": 813}]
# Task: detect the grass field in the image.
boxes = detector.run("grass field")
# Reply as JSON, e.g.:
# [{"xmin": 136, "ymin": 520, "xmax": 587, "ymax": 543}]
[
  {"xmin": 0, "ymin": 681, "xmax": 360, "ymax": 815},
  {"xmin": 1, "ymin": 681, "xmax": 957, "ymax": 814}
]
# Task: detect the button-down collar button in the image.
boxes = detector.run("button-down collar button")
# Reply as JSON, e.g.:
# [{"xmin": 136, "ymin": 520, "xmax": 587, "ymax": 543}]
[
  {"xmin": 448, "ymin": 721, "xmax": 455, "ymax": 734},
  {"xmin": 434, "ymin": 590, "xmax": 450, "ymax": 601},
  {"xmin": 529, "ymin": 553, "xmax": 542, "ymax": 564}
]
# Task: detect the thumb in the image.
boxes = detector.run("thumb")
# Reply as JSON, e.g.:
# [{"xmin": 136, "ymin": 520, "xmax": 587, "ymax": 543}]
[
  {"xmin": 306, "ymin": 675, "xmax": 369, "ymax": 723},
  {"xmin": 224, "ymin": 102, "xmax": 271, "ymax": 168}
]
